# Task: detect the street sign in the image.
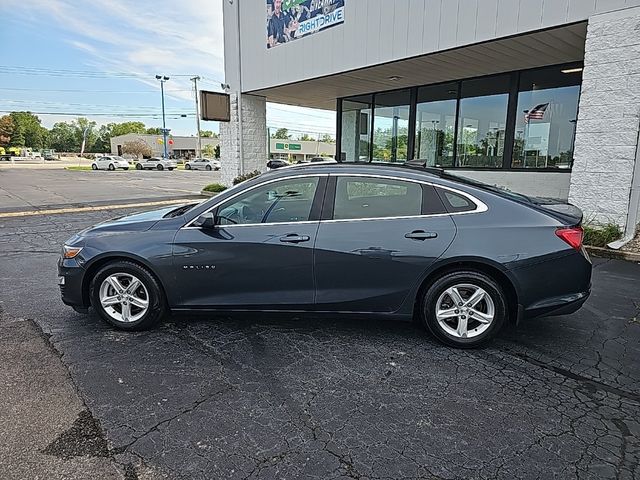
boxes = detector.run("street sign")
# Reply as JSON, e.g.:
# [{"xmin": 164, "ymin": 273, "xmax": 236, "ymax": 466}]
[{"xmin": 200, "ymin": 91, "xmax": 231, "ymax": 122}]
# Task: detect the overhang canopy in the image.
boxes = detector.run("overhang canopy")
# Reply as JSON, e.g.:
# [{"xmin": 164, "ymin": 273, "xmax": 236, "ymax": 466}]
[{"xmin": 248, "ymin": 23, "xmax": 587, "ymax": 110}]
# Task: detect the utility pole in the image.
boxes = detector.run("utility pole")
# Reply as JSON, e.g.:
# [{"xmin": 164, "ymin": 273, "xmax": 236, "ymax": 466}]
[
  {"xmin": 191, "ymin": 76, "xmax": 203, "ymax": 158},
  {"xmin": 155, "ymin": 75, "xmax": 170, "ymax": 159}
]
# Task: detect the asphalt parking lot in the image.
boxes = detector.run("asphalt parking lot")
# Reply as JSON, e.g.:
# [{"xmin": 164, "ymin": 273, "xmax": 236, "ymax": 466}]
[
  {"xmin": 0, "ymin": 168, "xmax": 217, "ymax": 212},
  {"xmin": 1, "ymin": 202, "xmax": 639, "ymax": 479}
]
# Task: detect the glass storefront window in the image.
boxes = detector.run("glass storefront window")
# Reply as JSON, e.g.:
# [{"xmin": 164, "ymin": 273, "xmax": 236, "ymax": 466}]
[
  {"xmin": 415, "ymin": 83, "xmax": 457, "ymax": 167},
  {"xmin": 340, "ymin": 95, "xmax": 372, "ymax": 162},
  {"xmin": 372, "ymin": 90, "xmax": 410, "ymax": 163},
  {"xmin": 513, "ymin": 66, "xmax": 581, "ymax": 169},
  {"xmin": 457, "ymin": 75, "xmax": 510, "ymax": 168}
]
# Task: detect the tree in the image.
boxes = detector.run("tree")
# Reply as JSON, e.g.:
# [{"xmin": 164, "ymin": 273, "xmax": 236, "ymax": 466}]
[
  {"xmin": 48, "ymin": 122, "xmax": 77, "ymax": 152},
  {"xmin": 319, "ymin": 133, "xmax": 335, "ymax": 144},
  {"xmin": 200, "ymin": 130, "xmax": 218, "ymax": 138},
  {"xmin": 94, "ymin": 121, "xmax": 147, "ymax": 152},
  {"xmin": 271, "ymin": 128, "xmax": 290, "ymax": 139},
  {"xmin": 0, "ymin": 115, "xmax": 13, "ymax": 146},
  {"xmin": 214, "ymin": 144, "xmax": 220, "ymax": 159},
  {"xmin": 146, "ymin": 127, "xmax": 163, "ymax": 134},
  {"xmin": 122, "ymin": 139, "xmax": 152, "ymax": 159},
  {"xmin": 202, "ymin": 144, "xmax": 215, "ymax": 157},
  {"xmin": 8, "ymin": 112, "xmax": 47, "ymax": 149},
  {"xmin": 297, "ymin": 133, "xmax": 314, "ymax": 141}
]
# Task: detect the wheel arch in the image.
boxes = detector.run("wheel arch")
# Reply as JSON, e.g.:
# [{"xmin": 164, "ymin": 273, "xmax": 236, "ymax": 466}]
[
  {"xmin": 81, "ymin": 253, "xmax": 169, "ymax": 309},
  {"xmin": 412, "ymin": 257, "xmax": 520, "ymax": 324}
]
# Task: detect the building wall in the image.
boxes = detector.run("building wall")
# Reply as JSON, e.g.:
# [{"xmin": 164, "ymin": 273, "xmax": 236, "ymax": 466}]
[
  {"xmin": 569, "ymin": 5, "xmax": 640, "ymax": 226},
  {"xmin": 227, "ymin": 0, "xmax": 640, "ymax": 94},
  {"xmin": 220, "ymin": 94, "xmax": 268, "ymax": 186},
  {"xmin": 110, "ymin": 134, "xmax": 219, "ymax": 157}
]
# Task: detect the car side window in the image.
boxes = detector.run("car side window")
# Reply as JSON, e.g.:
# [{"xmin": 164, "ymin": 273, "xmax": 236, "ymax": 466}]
[
  {"xmin": 333, "ymin": 177, "xmax": 423, "ymax": 220},
  {"xmin": 217, "ymin": 177, "xmax": 320, "ymax": 225},
  {"xmin": 436, "ymin": 188, "xmax": 477, "ymax": 213}
]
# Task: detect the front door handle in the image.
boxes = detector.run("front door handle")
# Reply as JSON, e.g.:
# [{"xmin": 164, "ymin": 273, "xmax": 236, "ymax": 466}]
[
  {"xmin": 280, "ymin": 234, "xmax": 310, "ymax": 243},
  {"xmin": 405, "ymin": 230, "xmax": 438, "ymax": 240}
]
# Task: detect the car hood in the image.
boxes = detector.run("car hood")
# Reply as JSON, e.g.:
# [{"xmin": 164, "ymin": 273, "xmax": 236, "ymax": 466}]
[{"xmin": 75, "ymin": 204, "xmax": 184, "ymax": 237}]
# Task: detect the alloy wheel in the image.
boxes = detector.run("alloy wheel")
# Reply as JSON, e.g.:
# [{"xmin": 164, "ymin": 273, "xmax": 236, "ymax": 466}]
[
  {"xmin": 98, "ymin": 273, "xmax": 149, "ymax": 323},
  {"xmin": 435, "ymin": 283, "xmax": 495, "ymax": 339}
]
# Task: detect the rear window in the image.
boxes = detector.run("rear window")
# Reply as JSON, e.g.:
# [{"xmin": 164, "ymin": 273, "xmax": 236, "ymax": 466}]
[
  {"xmin": 436, "ymin": 188, "xmax": 477, "ymax": 213},
  {"xmin": 334, "ymin": 177, "xmax": 422, "ymax": 220}
]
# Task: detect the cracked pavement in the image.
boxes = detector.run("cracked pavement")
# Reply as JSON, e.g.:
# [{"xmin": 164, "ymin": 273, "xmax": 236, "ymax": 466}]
[{"xmin": 1, "ymin": 208, "xmax": 639, "ymax": 479}]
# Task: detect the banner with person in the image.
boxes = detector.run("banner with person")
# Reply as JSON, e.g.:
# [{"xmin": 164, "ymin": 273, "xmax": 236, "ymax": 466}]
[{"xmin": 267, "ymin": 0, "xmax": 345, "ymax": 49}]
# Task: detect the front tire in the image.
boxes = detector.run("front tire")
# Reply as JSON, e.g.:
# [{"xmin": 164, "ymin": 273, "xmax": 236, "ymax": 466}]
[
  {"xmin": 135, "ymin": 163, "xmax": 143, "ymax": 170},
  {"xmin": 421, "ymin": 270, "xmax": 506, "ymax": 348},
  {"xmin": 206, "ymin": 165, "xmax": 212, "ymax": 171},
  {"xmin": 185, "ymin": 164, "xmax": 191, "ymax": 170},
  {"xmin": 108, "ymin": 164, "xmax": 115, "ymax": 171},
  {"xmin": 90, "ymin": 261, "xmax": 166, "ymax": 331},
  {"xmin": 157, "ymin": 164, "xmax": 164, "ymax": 171}
]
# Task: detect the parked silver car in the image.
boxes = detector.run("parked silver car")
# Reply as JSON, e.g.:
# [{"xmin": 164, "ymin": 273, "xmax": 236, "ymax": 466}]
[
  {"xmin": 184, "ymin": 158, "xmax": 220, "ymax": 171},
  {"xmin": 135, "ymin": 157, "xmax": 177, "ymax": 171},
  {"xmin": 92, "ymin": 156, "xmax": 130, "ymax": 171}
]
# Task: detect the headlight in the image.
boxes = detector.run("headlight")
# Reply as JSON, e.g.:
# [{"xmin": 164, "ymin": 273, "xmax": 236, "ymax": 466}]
[{"xmin": 62, "ymin": 245, "xmax": 83, "ymax": 259}]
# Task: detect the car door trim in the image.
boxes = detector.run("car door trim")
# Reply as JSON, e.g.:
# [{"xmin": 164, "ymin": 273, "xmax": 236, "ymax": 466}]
[
  {"xmin": 321, "ymin": 173, "xmax": 487, "ymax": 223},
  {"xmin": 182, "ymin": 172, "xmax": 487, "ymax": 229}
]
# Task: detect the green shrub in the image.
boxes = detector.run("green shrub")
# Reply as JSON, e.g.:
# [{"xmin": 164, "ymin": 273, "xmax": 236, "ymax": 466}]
[
  {"xmin": 232, "ymin": 170, "xmax": 261, "ymax": 185},
  {"xmin": 583, "ymin": 223, "xmax": 622, "ymax": 247},
  {"xmin": 202, "ymin": 183, "xmax": 227, "ymax": 193}
]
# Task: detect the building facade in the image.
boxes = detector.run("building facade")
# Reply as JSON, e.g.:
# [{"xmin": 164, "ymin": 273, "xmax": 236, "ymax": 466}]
[
  {"xmin": 110, "ymin": 134, "xmax": 219, "ymax": 159},
  {"xmin": 222, "ymin": 0, "xmax": 640, "ymax": 241},
  {"xmin": 269, "ymin": 138, "xmax": 336, "ymax": 163}
]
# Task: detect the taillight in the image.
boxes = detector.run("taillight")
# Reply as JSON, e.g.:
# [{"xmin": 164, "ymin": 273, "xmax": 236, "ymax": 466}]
[{"xmin": 555, "ymin": 226, "xmax": 584, "ymax": 250}]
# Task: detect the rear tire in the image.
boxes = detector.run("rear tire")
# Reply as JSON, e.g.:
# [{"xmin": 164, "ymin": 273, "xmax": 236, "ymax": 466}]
[
  {"xmin": 123, "ymin": 167, "xmax": 129, "ymax": 170},
  {"xmin": 168, "ymin": 167, "xmax": 174, "ymax": 171},
  {"xmin": 157, "ymin": 164, "xmax": 164, "ymax": 171},
  {"xmin": 421, "ymin": 270, "xmax": 506, "ymax": 348},
  {"xmin": 90, "ymin": 260, "xmax": 166, "ymax": 331},
  {"xmin": 135, "ymin": 163, "xmax": 143, "ymax": 170}
]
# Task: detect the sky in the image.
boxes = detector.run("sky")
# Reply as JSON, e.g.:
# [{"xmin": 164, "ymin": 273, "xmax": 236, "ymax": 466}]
[{"xmin": 0, "ymin": 0, "xmax": 336, "ymax": 138}]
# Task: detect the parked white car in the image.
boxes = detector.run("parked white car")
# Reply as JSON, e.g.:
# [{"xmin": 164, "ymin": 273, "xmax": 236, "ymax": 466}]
[
  {"xmin": 135, "ymin": 157, "xmax": 177, "ymax": 171},
  {"xmin": 92, "ymin": 156, "xmax": 130, "ymax": 171},
  {"xmin": 184, "ymin": 158, "xmax": 220, "ymax": 171}
]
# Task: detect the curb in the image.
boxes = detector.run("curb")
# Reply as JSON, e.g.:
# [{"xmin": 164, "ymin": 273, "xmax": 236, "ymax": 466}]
[
  {"xmin": 586, "ymin": 246, "xmax": 640, "ymax": 263},
  {"xmin": 200, "ymin": 190, "xmax": 217, "ymax": 197}
]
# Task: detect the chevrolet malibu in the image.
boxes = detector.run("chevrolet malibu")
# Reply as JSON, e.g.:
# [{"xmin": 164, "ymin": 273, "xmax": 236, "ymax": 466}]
[{"xmin": 58, "ymin": 163, "xmax": 591, "ymax": 348}]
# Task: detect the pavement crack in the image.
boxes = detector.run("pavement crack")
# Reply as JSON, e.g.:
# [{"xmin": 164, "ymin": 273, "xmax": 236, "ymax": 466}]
[{"xmin": 509, "ymin": 351, "xmax": 640, "ymax": 404}]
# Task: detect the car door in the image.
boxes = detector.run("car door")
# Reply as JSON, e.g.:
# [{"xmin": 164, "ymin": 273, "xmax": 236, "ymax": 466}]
[
  {"xmin": 172, "ymin": 174, "xmax": 327, "ymax": 309},
  {"xmin": 314, "ymin": 175, "xmax": 457, "ymax": 313}
]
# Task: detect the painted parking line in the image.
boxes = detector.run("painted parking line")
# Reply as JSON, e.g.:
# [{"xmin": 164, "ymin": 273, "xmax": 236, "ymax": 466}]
[{"xmin": 0, "ymin": 198, "xmax": 200, "ymax": 219}]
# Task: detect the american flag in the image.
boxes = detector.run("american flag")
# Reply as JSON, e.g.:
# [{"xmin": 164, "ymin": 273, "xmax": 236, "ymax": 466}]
[{"xmin": 524, "ymin": 103, "xmax": 549, "ymax": 123}]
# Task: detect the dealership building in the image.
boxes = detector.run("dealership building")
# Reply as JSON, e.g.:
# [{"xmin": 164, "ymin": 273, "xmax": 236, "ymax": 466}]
[{"xmin": 221, "ymin": 0, "xmax": 640, "ymax": 242}]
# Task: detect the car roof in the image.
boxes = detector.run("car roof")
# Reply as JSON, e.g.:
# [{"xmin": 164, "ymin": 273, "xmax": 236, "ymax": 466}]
[{"xmin": 261, "ymin": 161, "xmax": 444, "ymax": 181}]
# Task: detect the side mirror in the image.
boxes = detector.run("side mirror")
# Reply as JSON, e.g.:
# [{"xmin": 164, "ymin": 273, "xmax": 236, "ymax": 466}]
[{"xmin": 193, "ymin": 212, "xmax": 216, "ymax": 229}]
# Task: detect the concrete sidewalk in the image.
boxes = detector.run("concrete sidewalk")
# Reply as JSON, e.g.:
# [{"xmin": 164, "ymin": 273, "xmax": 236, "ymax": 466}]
[{"xmin": 0, "ymin": 317, "xmax": 123, "ymax": 479}]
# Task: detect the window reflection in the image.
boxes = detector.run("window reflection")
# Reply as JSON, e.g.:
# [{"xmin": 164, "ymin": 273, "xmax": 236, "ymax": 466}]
[
  {"xmin": 457, "ymin": 76, "xmax": 509, "ymax": 168},
  {"xmin": 372, "ymin": 90, "xmax": 410, "ymax": 163},
  {"xmin": 513, "ymin": 67, "xmax": 581, "ymax": 168},
  {"xmin": 340, "ymin": 96, "xmax": 372, "ymax": 162},
  {"xmin": 415, "ymin": 83, "xmax": 457, "ymax": 167}
]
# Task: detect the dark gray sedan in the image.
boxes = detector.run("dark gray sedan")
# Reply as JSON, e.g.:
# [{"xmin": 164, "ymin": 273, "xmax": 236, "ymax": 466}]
[{"xmin": 58, "ymin": 163, "xmax": 591, "ymax": 348}]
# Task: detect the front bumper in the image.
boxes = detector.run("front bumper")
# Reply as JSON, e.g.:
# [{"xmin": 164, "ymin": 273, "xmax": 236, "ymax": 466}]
[{"xmin": 58, "ymin": 257, "xmax": 88, "ymax": 308}]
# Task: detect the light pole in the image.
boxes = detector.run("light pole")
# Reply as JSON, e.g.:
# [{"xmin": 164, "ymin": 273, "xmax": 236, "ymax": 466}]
[
  {"xmin": 155, "ymin": 75, "xmax": 170, "ymax": 159},
  {"xmin": 191, "ymin": 76, "xmax": 203, "ymax": 158}
]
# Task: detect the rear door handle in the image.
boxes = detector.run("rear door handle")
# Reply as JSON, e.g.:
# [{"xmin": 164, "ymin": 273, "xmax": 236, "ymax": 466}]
[
  {"xmin": 405, "ymin": 230, "xmax": 438, "ymax": 240},
  {"xmin": 280, "ymin": 234, "xmax": 310, "ymax": 243}
]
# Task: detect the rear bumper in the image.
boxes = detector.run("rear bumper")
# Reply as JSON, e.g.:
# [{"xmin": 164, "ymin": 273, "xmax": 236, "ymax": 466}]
[{"xmin": 522, "ymin": 288, "xmax": 590, "ymax": 320}]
